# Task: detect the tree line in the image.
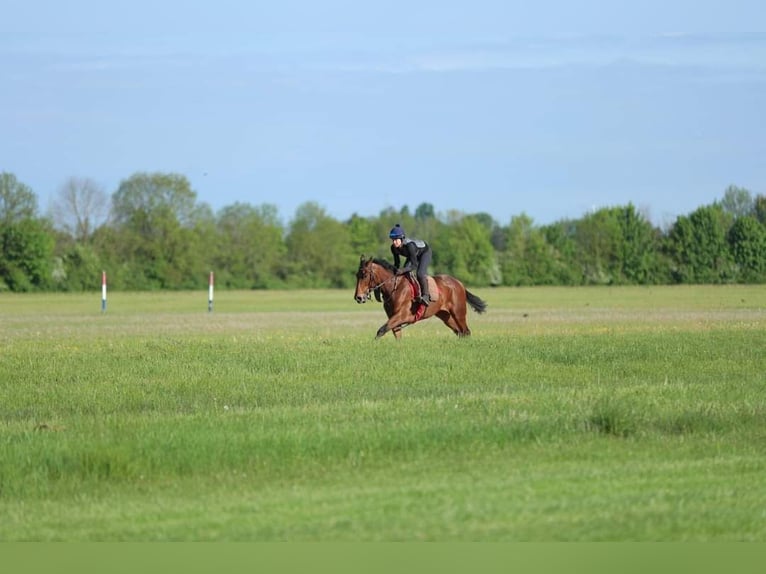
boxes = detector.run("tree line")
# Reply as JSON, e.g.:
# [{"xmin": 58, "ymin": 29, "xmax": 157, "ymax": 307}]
[{"xmin": 2, "ymin": 171, "xmax": 765, "ymax": 292}]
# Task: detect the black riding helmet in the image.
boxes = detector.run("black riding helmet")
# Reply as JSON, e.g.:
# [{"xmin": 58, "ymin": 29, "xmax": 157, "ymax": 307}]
[{"xmin": 389, "ymin": 224, "xmax": 405, "ymax": 239}]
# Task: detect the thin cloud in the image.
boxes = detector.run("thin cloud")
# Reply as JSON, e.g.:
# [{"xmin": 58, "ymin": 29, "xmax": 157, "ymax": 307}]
[
  {"xmin": 308, "ymin": 33, "xmax": 766, "ymax": 74},
  {"xmin": 8, "ymin": 32, "xmax": 765, "ymax": 78}
]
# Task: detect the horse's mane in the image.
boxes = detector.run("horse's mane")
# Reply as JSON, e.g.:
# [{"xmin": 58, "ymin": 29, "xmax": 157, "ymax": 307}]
[{"xmin": 371, "ymin": 257, "xmax": 396, "ymax": 273}]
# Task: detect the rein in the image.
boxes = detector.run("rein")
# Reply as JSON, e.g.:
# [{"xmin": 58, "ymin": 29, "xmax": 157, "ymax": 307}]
[
  {"xmin": 370, "ymin": 275, "xmax": 395, "ymax": 292},
  {"xmin": 363, "ymin": 267, "xmax": 397, "ymax": 300}
]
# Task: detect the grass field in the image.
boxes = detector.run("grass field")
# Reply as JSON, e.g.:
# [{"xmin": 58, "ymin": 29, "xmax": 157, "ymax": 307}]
[{"xmin": 1, "ymin": 285, "xmax": 765, "ymax": 540}]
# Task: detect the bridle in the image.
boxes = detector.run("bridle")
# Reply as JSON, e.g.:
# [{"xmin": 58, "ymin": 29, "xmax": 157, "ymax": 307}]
[{"xmin": 359, "ymin": 262, "xmax": 397, "ymax": 301}]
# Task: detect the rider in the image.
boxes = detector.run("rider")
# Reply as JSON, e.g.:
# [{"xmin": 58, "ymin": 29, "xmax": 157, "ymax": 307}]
[{"xmin": 389, "ymin": 223, "xmax": 432, "ymax": 305}]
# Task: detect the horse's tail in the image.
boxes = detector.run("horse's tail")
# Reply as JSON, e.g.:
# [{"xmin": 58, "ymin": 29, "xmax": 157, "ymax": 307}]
[{"xmin": 466, "ymin": 290, "xmax": 488, "ymax": 314}]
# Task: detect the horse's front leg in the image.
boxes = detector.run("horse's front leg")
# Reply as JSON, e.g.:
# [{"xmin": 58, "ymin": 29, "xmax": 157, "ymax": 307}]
[
  {"xmin": 375, "ymin": 314, "xmax": 410, "ymax": 339},
  {"xmin": 375, "ymin": 323, "xmax": 389, "ymax": 339}
]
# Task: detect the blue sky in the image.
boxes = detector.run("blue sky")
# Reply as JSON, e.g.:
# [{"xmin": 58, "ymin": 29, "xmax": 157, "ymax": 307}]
[{"xmin": 2, "ymin": 1, "xmax": 764, "ymax": 226}]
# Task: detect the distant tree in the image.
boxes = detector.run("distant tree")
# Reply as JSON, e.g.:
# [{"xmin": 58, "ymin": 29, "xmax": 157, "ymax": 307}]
[
  {"xmin": 470, "ymin": 212, "xmax": 502, "ymax": 254},
  {"xmin": 414, "ymin": 202, "xmax": 435, "ymax": 221},
  {"xmin": 0, "ymin": 172, "xmax": 37, "ymax": 225},
  {"xmin": 470, "ymin": 212, "xmax": 497, "ymax": 232},
  {"xmin": 540, "ymin": 220, "xmax": 581, "ymax": 285},
  {"xmin": 0, "ymin": 218, "xmax": 54, "ymax": 291},
  {"xmin": 719, "ymin": 185, "xmax": 754, "ymax": 219},
  {"xmin": 189, "ymin": 202, "xmax": 218, "ymax": 284},
  {"xmin": 50, "ymin": 177, "xmax": 109, "ymax": 242},
  {"xmin": 616, "ymin": 204, "xmax": 663, "ymax": 284},
  {"xmin": 89, "ymin": 223, "xmax": 126, "ymax": 287},
  {"xmin": 727, "ymin": 216, "xmax": 766, "ymax": 283},
  {"xmin": 214, "ymin": 203, "xmax": 286, "ymax": 289},
  {"xmin": 753, "ymin": 194, "xmax": 766, "ymax": 225},
  {"xmin": 110, "ymin": 172, "xmax": 204, "ymax": 289},
  {"xmin": 666, "ymin": 204, "xmax": 733, "ymax": 283},
  {"xmin": 346, "ymin": 213, "xmax": 383, "ymax": 260},
  {"xmin": 560, "ymin": 203, "xmax": 666, "ymax": 284},
  {"xmin": 0, "ymin": 173, "xmax": 54, "ymax": 291},
  {"xmin": 436, "ymin": 213, "xmax": 497, "ymax": 286},
  {"xmin": 501, "ymin": 214, "xmax": 535, "ymax": 285},
  {"xmin": 574, "ymin": 208, "xmax": 624, "ymax": 284},
  {"xmin": 285, "ymin": 202, "xmax": 356, "ymax": 288},
  {"xmin": 52, "ymin": 242, "xmax": 102, "ymax": 292},
  {"xmin": 112, "ymin": 172, "xmax": 198, "ymax": 228},
  {"xmin": 501, "ymin": 213, "xmax": 565, "ymax": 286}
]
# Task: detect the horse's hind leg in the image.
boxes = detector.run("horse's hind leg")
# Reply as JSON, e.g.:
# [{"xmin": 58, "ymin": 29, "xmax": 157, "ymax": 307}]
[
  {"xmin": 439, "ymin": 309, "xmax": 471, "ymax": 336},
  {"xmin": 445, "ymin": 295, "xmax": 471, "ymax": 336},
  {"xmin": 437, "ymin": 310, "xmax": 467, "ymax": 336},
  {"xmin": 454, "ymin": 312, "xmax": 471, "ymax": 336}
]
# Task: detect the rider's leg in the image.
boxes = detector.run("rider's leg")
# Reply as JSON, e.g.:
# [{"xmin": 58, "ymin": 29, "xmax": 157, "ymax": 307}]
[{"xmin": 416, "ymin": 250, "xmax": 432, "ymax": 304}]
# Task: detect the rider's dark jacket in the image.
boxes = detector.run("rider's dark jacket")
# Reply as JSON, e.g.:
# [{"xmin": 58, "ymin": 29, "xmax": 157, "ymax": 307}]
[{"xmin": 391, "ymin": 237, "xmax": 430, "ymax": 274}]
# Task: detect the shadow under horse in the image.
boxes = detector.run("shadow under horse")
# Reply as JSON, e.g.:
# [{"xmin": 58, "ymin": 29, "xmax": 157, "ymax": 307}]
[{"xmin": 354, "ymin": 256, "xmax": 488, "ymax": 339}]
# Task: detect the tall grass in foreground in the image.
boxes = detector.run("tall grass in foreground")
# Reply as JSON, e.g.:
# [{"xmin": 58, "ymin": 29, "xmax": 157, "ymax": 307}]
[{"xmin": 0, "ymin": 286, "xmax": 765, "ymax": 540}]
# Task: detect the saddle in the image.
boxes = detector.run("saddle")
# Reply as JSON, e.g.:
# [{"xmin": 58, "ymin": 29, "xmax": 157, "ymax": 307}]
[{"xmin": 404, "ymin": 274, "xmax": 438, "ymax": 304}]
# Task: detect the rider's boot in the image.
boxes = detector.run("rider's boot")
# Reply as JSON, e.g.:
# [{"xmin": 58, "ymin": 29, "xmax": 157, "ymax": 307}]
[{"xmin": 417, "ymin": 278, "xmax": 431, "ymax": 306}]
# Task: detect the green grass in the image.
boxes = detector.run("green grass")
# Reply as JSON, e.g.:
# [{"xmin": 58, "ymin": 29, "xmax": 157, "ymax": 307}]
[{"xmin": 1, "ymin": 286, "xmax": 765, "ymax": 540}]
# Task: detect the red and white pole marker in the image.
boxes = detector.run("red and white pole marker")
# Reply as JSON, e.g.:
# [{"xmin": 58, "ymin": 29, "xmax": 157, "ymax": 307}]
[
  {"xmin": 101, "ymin": 271, "xmax": 107, "ymax": 312},
  {"xmin": 208, "ymin": 271, "xmax": 214, "ymax": 312}
]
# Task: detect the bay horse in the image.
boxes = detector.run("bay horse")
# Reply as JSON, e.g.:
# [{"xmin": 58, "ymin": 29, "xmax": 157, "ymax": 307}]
[{"xmin": 354, "ymin": 256, "xmax": 487, "ymax": 339}]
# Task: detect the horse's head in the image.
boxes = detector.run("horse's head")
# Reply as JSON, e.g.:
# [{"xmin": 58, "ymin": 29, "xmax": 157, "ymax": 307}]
[
  {"xmin": 354, "ymin": 256, "xmax": 397, "ymax": 303},
  {"xmin": 354, "ymin": 256, "xmax": 375, "ymax": 303}
]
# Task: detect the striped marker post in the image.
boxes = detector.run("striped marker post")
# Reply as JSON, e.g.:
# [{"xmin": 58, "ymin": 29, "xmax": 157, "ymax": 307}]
[
  {"xmin": 208, "ymin": 271, "xmax": 214, "ymax": 312},
  {"xmin": 101, "ymin": 271, "xmax": 107, "ymax": 312}
]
